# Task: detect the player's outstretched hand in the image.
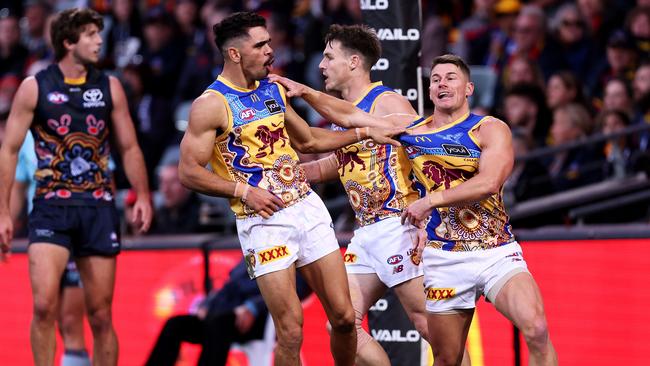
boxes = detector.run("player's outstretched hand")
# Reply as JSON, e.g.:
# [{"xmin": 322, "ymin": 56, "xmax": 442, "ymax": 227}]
[
  {"xmin": 367, "ymin": 126, "xmax": 405, "ymax": 147},
  {"xmin": 244, "ymin": 187, "xmax": 285, "ymax": 219},
  {"xmin": 268, "ymin": 74, "xmax": 309, "ymax": 98}
]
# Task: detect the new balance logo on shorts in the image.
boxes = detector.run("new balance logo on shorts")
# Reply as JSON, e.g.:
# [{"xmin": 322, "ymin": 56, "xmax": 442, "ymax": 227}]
[
  {"xmin": 258, "ymin": 245, "xmax": 290, "ymax": 264},
  {"xmin": 426, "ymin": 287, "xmax": 456, "ymax": 301}
]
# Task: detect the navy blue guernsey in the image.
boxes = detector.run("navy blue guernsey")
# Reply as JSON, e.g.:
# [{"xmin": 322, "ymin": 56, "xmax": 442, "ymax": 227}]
[{"xmin": 31, "ymin": 64, "xmax": 114, "ymax": 204}]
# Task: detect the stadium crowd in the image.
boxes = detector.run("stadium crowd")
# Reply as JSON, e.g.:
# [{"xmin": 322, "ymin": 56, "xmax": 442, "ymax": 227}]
[{"xmin": 1, "ymin": 0, "xmax": 650, "ymax": 234}]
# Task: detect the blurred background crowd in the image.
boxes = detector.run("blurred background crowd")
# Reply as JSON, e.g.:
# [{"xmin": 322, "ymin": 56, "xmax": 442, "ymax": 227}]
[{"xmin": 1, "ymin": 0, "xmax": 650, "ymax": 237}]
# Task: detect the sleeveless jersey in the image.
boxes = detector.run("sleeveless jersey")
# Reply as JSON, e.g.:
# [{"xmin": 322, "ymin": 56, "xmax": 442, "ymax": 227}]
[
  {"xmin": 331, "ymin": 82, "xmax": 419, "ymax": 226},
  {"xmin": 399, "ymin": 113, "xmax": 515, "ymax": 251},
  {"xmin": 32, "ymin": 64, "xmax": 114, "ymax": 204},
  {"xmin": 206, "ymin": 76, "xmax": 310, "ymax": 218}
]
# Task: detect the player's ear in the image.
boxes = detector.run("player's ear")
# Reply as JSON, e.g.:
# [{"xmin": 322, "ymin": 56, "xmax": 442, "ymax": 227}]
[
  {"xmin": 350, "ymin": 54, "xmax": 360, "ymax": 71},
  {"xmin": 227, "ymin": 46, "xmax": 241, "ymax": 64},
  {"xmin": 466, "ymin": 82, "xmax": 474, "ymax": 98}
]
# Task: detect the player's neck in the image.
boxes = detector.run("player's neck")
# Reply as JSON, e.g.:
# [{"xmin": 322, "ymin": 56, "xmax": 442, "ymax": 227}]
[
  {"xmin": 58, "ymin": 56, "xmax": 88, "ymax": 81},
  {"xmin": 221, "ymin": 64, "xmax": 258, "ymax": 90},
  {"xmin": 340, "ymin": 74, "xmax": 372, "ymax": 102},
  {"xmin": 431, "ymin": 105, "xmax": 470, "ymax": 127}
]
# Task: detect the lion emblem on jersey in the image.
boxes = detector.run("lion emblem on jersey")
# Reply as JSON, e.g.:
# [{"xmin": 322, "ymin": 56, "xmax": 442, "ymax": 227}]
[
  {"xmin": 255, "ymin": 123, "xmax": 288, "ymax": 158},
  {"xmin": 422, "ymin": 160, "xmax": 473, "ymax": 189},
  {"xmin": 336, "ymin": 146, "xmax": 366, "ymax": 177}
]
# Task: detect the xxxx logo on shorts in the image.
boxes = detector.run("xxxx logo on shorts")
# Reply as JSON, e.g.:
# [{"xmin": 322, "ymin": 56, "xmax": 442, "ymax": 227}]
[
  {"xmin": 344, "ymin": 253, "xmax": 357, "ymax": 264},
  {"xmin": 258, "ymin": 245, "xmax": 290, "ymax": 264},
  {"xmin": 426, "ymin": 287, "xmax": 456, "ymax": 301}
]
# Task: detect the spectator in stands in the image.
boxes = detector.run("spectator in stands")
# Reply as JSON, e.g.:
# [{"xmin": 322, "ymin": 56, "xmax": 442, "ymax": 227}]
[
  {"xmin": 149, "ymin": 148, "xmax": 202, "ymax": 235},
  {"xmin": 484, "ymin": 0, "xmax": 521, "ymax": 69},
  {"xmin": 633, "ymin": 61, "xmax": 650, "ymax": 105},
  {"xmin": 145, "ymin": 258, "xmax": 312, "ymax": 366},
  {"xmin": 452, "ymin": 0, "xmax": 498, "ymax": 65},
  {"xmin": 602, "ymin": 77, "xmax": 634, "ymax": 117},
  {"xmin": 502, "ymin": 5, "xmax": 567, "ymax": 80},
  {"xmin": 101, "ymin": 0, "xmax": 143, "ymax": 70},
  {"xmin": 626, "ymin": 6, "xmax": 650, "ymax": 59},
  {"xmin": 501, "ymin": 82, "xmax": 552, "ymax": 147},
  {"xmin": 550, "ymin": 2, "xmax": 601, "ymax": 83},
  {"xmin": 589, "ymin": 30, "xmax": 638, "ymax": 102},
  {"xmin": 20, "ymin": 0, "xmax": 52, "ymax": 60},
  {"xmin": 546, "ymin": 70, "xmax": 587, "ymax": 111},
  {"xmin": 577, "ymin": 0, "xmax": 626, "ymax": 47},
  {"xmin": 0, "ymin": 10, "xmax": 28, "ymax": 78},
  {"xmin": 548, "ymin": 103, "xmax": 604, "ymax": 191},
  {"xmin": 596, "ymin": 109, "xmax": 634, "ymax": 178}
]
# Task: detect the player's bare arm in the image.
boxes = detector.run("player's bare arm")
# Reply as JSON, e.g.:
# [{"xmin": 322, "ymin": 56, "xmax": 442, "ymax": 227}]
[
  {"xmin": 283, "ymin": 102, "xmax": 403, "ymax": 153},
  {"xmin": 300, "ymin": 154, "xmax": 339, "ymax": 183},
  {"xmin": 178, "ymin": 93, "xmax": 284, "ymax": 218},
  {"xmin": 402, "ymin": 118, "xmax": 514, "ymax": 226},
  {"xmin": 271, "ymin": 75, "xmax": 414, "ymax": 129},
  {"xmin": 0, "ymin": 77, "xmax": 37, "ymax": 257},
  {"xmin": 109, "ymin": 76, "xmax": 153, "ymax": 233}
]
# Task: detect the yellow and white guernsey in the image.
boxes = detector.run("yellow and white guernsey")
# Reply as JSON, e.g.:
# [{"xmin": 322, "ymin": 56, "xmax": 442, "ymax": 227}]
[
  {"xmin": 332, "ymin": 82, "xmax": 420, "ymax": 226},
  {"xmin": 399, "ymin": 113, "xmax": 515, "ymax": 251},
  {"xmin": 206, "ymin": 76, "xmax": 310, "ymax": 217}
]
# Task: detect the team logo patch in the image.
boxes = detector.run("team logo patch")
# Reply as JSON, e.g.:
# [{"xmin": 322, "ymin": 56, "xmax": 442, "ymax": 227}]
[
  {"xmin": 240, "ymin": 108, "xmax": 256, "ymax": 120},
  {"xmin": 47, "ymin": 91, "xmax": 69, "ymax": 104},
  {"xmin": 407, "ymin": 248, "xmax": 421, "ymax": 265},
  {"xmin": 258, "ymin": 245, "xmax": 290, "ymax": 264},
  {"xmin": 387, "ymin": 254, "xmax": 403, "ymax": 265},
  {"xmin": 245, "ymin": 249, "xmax": 256, "ymax": 278},
  {"xmin": 344, "ymin": 253, "xmax": 357, "ymax": 264},
  {"xmin": 426, "ymin": 287, "xmax": 456, "ymax": 301},
  {"xmin": 82, "ymin": 88, "xmax": 105, "ymax": 108},
  {"xmin": 442, "ymin": 144, "xmax": 470, "ymax": 156},
  {"xmin": 264, "ymin": 99, "xmax": 281, "ymax": 114}
]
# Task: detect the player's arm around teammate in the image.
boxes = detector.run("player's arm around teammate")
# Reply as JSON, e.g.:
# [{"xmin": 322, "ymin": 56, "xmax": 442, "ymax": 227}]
[
  {"xmin": 280, "ymin": 99, "xmax": 404, "ymax": 153},
  {"xmin": 270, "ymin": 74, "xmax": 418, "ymax": 129}
]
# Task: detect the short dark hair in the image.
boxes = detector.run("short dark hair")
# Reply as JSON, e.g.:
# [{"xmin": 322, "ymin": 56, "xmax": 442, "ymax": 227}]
[
  {"xmin": 324, "ymin": 24, "xmax": 381, "ymax": 71},
  {"xmin": 50, "ymin": 8, "xmax": 103, "ymax": 61},
  {"xmin": 431, "ymin": 54, "xmax": 471, "ymax": 80},
  {"xmin": 212, "ymin": 12, "xmax": 266, "ymax": 53}
]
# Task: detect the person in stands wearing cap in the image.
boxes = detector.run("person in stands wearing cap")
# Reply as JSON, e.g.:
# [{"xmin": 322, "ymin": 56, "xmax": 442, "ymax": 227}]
[{"xmin": 589, "ymin": 29, "xmax": 639, "ymax": 103}]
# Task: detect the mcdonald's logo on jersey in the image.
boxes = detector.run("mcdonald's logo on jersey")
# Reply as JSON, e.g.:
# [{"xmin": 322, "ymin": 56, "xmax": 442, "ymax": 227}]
[
  {"xmin": 426, "ymin": 287, "xmax": 455, "ymax": 300},
  {"xmin": 258, "ymin": 245, "xmax": 290, "ymax": 264},
  {"xmin": 415, "ymin": 136, "xmax": 432, "ymax": 143}
]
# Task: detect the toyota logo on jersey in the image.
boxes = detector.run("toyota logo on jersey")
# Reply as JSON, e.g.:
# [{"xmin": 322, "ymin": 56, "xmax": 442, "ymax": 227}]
[{"xmin": 83, "ymin": 88, "xmax": 105, "ymax": 108}]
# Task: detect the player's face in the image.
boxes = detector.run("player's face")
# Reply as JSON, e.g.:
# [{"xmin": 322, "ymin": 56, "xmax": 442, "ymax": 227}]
[
  {"xmin": 429, "ymin": 63, "xmax": 473, "ymax": 113},
  {"xmin": 239, "ymin": 26, "xmax": 274, "ymax": 80},
  {"xmin": 70, "ymin": 23, "xmax": 102, "ymax": 64},
  {"xmin": 319, "ymin": 40, "xmax": 352, "ymax": 92}
]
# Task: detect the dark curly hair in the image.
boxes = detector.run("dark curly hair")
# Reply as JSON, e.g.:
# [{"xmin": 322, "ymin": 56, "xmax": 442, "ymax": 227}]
[
  {"xmin": 212, "ymin": 12, "xmax": 266, "ymax": 53},
  {"xmin": 51, "ymin": 8, "xmax": 104, "ymax": 61},
  {"xmin": 324, "ymin": 24, "xmax": 381, "ymax": 71}
]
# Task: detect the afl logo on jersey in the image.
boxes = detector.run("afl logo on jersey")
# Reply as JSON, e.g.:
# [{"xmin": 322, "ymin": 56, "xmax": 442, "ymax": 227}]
[
  {"xmin": 47, "ymin": 92, "xmax": 69, "ymax": 104},
  {"xmin": 82, "ymin": 88, "xmax": 106, "ymax": 108},
  {"xmin": 240, "ymin": 108, "xmax": 256, "ymax": 120}
]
